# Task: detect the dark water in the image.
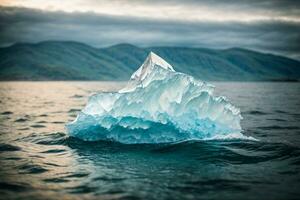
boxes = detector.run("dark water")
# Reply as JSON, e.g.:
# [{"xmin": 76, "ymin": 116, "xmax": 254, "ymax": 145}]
[{"xmin": 0, "ymin": 82, "xmax": 300, "ymax": 200}]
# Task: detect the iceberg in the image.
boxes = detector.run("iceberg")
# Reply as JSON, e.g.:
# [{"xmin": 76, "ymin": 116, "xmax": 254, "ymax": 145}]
[{"xmin": 67, "ymin": 52, "xmax": 247, "ymax": 144}]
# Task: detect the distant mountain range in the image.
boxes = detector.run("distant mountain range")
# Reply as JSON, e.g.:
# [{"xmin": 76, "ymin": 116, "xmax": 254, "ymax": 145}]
[{"xmin": 0, "ymin": 41, "xmax": 300, "ymax": 81}]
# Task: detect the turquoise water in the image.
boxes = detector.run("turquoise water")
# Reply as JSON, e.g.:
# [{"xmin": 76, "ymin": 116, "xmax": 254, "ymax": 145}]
[{"xmin": 0, "ymin": 82, "xmax": 300, "ymax": 200}]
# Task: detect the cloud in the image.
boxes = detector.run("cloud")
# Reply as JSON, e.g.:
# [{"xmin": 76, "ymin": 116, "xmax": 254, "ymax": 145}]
[
  {"xmin": 0, "ymin": 6, "xmax": 300, "ymax": 59},
  {"xmin": 2, "ymin": 0, "xmax": 300, "ymax": 22}
]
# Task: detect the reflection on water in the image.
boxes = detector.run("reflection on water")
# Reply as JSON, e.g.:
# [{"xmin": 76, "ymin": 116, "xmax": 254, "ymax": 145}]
[{"xmin": 0, "ymin": 82, "xmax": 300, "ymax": 200}]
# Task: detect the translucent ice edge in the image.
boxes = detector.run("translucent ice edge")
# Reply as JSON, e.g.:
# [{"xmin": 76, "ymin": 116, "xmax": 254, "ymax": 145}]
[{"xmin": 67, "ymin": 52, "xmax": 253, "ymax": 144}]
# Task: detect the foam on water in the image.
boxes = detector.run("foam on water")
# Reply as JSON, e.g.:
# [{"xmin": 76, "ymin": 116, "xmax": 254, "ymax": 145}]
[{"xmin": 67, "ymin": 52, "xmax": 248, "ymax": 143}]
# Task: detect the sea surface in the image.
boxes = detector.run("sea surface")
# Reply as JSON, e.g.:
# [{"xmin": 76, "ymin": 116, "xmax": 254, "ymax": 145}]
[{"xmin": 0, "ymin": 81, "xmax": 300, "ymax": 200}]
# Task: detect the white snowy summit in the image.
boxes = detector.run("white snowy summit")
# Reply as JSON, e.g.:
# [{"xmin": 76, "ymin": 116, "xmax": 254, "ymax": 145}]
[
  {"xmin": 131, "ymin": 52, "xmax": 175, "ymax": 81},
  {"xmin": 67, "ymin": 52, "xmax": 250, "ymax": 144},
  {"xmin": 120, "ymin": 52, "xmax": 175, "ymax": 93}
]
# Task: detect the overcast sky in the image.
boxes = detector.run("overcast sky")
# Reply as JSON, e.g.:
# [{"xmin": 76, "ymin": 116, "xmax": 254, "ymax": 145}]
[{"xmin": 0, "ymin": 0, "xmax": 300, "ymax": 59}]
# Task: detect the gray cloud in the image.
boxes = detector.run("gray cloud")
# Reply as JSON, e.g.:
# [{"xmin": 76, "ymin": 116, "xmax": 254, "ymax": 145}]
[
  {"xmin": 86, "ymin": 0, "xmax": 300, "ymax": 18},
  {"xmin": 0, "ymin": 6, "xmax": 300, "ymax": 59},
  {"xmin": 145, "ymin": 0, "xmax": 300, "ymax": 14}
]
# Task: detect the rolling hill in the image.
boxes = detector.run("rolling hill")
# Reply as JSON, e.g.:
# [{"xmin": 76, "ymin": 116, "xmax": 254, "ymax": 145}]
[{"xmin": 0, "ymin": 41, "xmax": 299, "ymax": 81}]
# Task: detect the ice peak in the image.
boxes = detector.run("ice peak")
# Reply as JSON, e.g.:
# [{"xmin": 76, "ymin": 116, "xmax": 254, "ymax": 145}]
[
  {"xmin": 148, "ymin": 52, "xmax": 174, "ymax": 71},
  {"xmin": 147, "ymin": 51, "xmax": 174, "ymax": 71},
  {"xmin": 130, "ymin": 52, "xmax": 175, "ymax": 81}
]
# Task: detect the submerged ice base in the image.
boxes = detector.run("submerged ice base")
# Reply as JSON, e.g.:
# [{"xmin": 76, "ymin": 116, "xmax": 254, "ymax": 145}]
[{"xmin": 67, "ymin": 52, "xmax": 247, "ymax": 144}]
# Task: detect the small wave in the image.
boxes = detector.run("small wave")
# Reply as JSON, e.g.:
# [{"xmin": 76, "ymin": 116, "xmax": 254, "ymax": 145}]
[
  {"xmin": 68, "ymin": 185, "xmax": 98, "ymax": 194},
  {"xmin": 92, "ymin": 176, "xmax": 125, "ymax": 182},
  {"xmin": 171, "ymin": 179, "xmax": 249, "ymax": 192},
  {"xmin": 65, "ymin": 138, "xmax": 300, "ymax": 167},
  {"xmin": 20, "ymin": 132, "xmax": 67, "ymax": 145},
  {"xmin": 202, "ymin": 132, "xmax": 258, "ymax": 141},
  {"xmin": 0, "ymin": 182, "xmax": 30, "ymax": 192},
  {"xmin": 68, "ymin": 108, "xmax": 81, "ymax": 113},
  {"xmin": 267, "ymin": 118, "xmax": 287, "ymax": 122},
  {"xmin": 70, "ymin": 94, "xmax": 84, "ymax": 98},
  {"xmin": 19, "ymin": 164, "xmax": 48, "ymax": 174},
  {"xmin": 37, "ymin": 121, "xmax": 47, "ymax": 124},
  {"xmin": 40, "ymin": 149, "xmax": 66, "ymax": 154},
  {"xmin": 0, "ymin": 143, "xmax": 21, "ymax": 152},
  {"xmin": 17, "ymin": 127, "xmax": 30, "ymax": 131},
  {"xmin": 52, "ymin": 121, "xmax": 65, "ymax": 124},
  {"xmin": 244, "ymin": 110, "xmax": 268, "ymax": 115},
  {"xmin": 1, "ymin": 111, "xmax": 13, "ymax": 115},
  {"xmin": 35, "ymin": 133, "xmax": 67, "ymax": 145},
  {"xmin": 43, "ymin": 178, "xmax": 70, "ymax": 183},
  {"xmin": 30, "ymin": 124, "xmax": 46, "ymax": 128},
  {"xmin": 274, "ymin": 110, "xmax": 288, "ymax": 114},
  {"xmin": 257, "ymin": 125, "xmax": 300, "ymax": 130},
  {"xmin": 65, "ymin": 173, "xmax": 90, "ymax": 178},
  {"xmin": 14, "ymin": 118, "xmax": 28, "ymax": 122}
]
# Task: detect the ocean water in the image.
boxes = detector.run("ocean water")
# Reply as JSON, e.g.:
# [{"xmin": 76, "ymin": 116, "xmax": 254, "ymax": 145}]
[{"xmin": 0, "ymin": 81, "xmax": 300, "ymax": 200}]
